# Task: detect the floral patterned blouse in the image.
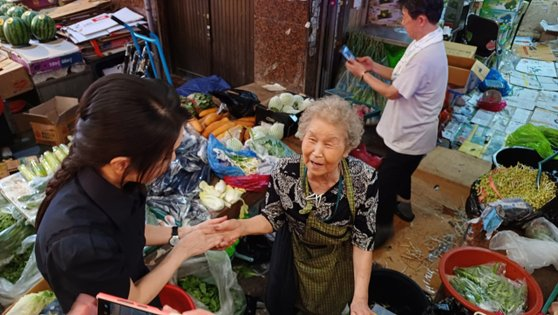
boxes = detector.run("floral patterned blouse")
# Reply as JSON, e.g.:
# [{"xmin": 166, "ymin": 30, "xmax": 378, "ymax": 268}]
[{"xmin": 261, "ymin": 155, "xmax": 379, "ymax": 251}]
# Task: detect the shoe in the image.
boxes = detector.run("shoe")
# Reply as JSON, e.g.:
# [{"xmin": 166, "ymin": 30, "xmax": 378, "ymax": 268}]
[
  {"xmin": 374, "ymin": 224, "xmax": 394, "ymax": 249},
  {"xmin": 395, "ymin": 202, "xmax": 415, "ymax": 222}
]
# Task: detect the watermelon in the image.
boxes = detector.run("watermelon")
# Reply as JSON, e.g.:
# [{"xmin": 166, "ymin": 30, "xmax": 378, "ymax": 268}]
[
  {"xmin": 3, "ymin": 17, "xmax": 30, "ymax": 46},
  {"xmin": 0, "ymin": 15, "xmax": 7, "ymax": 42},
  {"xmin": 0, "ymin": 3, "xmax": 12, "ymax": 15},
  {"xmin": 6, "ymin": 5, "xmax": 24, "ymax": 18},
  {"xmin": 31, "ymin": 14, "xmax": 55, "ymax": 42},
  {"xmin": 21, "ymin": 10, "xmax": 36, "ymax": 27}
]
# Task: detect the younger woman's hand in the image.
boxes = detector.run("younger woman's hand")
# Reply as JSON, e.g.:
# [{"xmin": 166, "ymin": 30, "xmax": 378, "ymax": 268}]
[{"xmin": 174, "ymin": 227, "xmax": 224, "ymax": 258}]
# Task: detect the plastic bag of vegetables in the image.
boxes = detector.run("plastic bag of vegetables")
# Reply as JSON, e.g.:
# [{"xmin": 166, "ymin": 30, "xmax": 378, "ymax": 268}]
[
  {"xmin": 174, "ymin": 251, "xmax": 246, "ymax": 315},
  {"xmin": 244, "ymin": 136, "xmax": 295, "ymax": 160},
  {"xmin": 0, "ymin": 235, "xmax": 42, "ymax": 307},
  {"xmin": 524, "ymin": 217, "xmax": 558, "ymax": 242},
  {"xmin": 0, "ymin": 220, "xmax": 35, "ymax": 267},
  {"xmin": 207, "ymin": 135, "xmax": 260, "ymax": 178},
  {"xmin": 449, "ymin": 262, "xmax": 528, "ymax": 315}
]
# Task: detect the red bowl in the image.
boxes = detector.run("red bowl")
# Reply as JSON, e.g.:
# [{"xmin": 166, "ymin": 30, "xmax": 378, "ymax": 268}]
[
  {"xmin": 438, "ymin": 246, "xmax": 543, "ymax": 315},
  {"xmin": 159, "ymin": 283, "xmax": 197, "ymax": 312}
]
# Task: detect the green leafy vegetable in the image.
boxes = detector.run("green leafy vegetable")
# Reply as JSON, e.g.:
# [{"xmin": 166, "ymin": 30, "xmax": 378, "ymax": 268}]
[
  {"xmin": 5, "ymin": 290, "xmax": 56, "ymax": 315},
  {"xmin": 0, "ymin": 211, "xmax": 16, "ymax": 231},
  {"xmin": 449, "ymin": 263, "xmax": 527, "ymax": 314},
  {"xmin": 179, "ymin": 275, "xmax": 220, "ymax": 312},
  {"xmin": 0, "ymin": 246, "xmax": 33, "ymax": 283}
]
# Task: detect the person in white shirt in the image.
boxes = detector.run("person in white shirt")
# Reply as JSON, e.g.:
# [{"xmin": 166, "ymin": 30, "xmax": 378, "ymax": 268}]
[{"xmin": 345, "ymin": 0, "xmax": 448, "ymax": 247}]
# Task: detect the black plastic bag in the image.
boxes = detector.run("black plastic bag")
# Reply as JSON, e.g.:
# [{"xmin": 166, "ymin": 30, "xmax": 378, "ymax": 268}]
[{"xmin": 212, "ymin": 89, "xmax": 259, "ymax": 119}]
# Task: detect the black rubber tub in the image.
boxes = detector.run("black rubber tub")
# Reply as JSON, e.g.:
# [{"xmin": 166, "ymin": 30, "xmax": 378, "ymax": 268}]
[
  {"xmin": 493, "ymin": 146, "xmax": 558, "ymax": 174},
  {"xmin": 368, "ymin": 268, "xmax": 430, "ymax": 315}
]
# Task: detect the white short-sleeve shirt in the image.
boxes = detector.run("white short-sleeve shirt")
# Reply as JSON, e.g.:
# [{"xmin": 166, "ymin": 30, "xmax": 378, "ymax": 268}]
[{"xmin": 376, "ymin": 41, "xmax": 448, "ymax": 155}]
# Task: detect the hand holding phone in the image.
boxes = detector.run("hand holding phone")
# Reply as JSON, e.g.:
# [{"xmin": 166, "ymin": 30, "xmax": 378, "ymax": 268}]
[
  {"xmin": 340, "ymin": 45, "xmax": 356, "ymax": 61},
  {"xmin": 97, "ymin": 293, "xmax": 166, "ymax": 315}
]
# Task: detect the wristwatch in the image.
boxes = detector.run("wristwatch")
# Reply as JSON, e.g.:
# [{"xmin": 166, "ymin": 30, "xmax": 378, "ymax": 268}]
[{"xmin": 169, "ymin": 226, "xmax": 180, "ymax": 247}]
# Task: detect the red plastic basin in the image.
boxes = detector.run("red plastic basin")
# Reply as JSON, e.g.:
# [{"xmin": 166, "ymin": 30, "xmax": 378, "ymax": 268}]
[
  {"xmin": 438, "ymin": 246, "xmax": 543, "ymax": 315},
  {"xmin": 159, "ymin": 283, "xmax": 197, "ymax": 312}
]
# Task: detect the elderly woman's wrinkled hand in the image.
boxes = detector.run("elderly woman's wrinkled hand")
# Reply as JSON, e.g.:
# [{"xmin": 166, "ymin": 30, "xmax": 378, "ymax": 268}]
[
  {"xmin": 178, "ymin": 217, "xmax": 227, "ymax": 238},
  {"xmin": 214, "ymin": 219, "xmax": 243, "ymax": 249},
  {"xmin": 175, "ymin": 227, "xmax": 224, "ymax": 257}
]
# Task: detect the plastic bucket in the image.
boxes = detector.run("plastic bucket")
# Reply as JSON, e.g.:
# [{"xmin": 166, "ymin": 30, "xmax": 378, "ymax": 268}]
[
  {"xmin": 368, "ymin": 268, "xmax": 429, "ymax": 315},
  {"xmin": 159, "ymin": 284, "xmax": 196, "ymax": 312},
  {"xmin": 438, "ymin": 246, "xmax": 543, "ymax": 315}
]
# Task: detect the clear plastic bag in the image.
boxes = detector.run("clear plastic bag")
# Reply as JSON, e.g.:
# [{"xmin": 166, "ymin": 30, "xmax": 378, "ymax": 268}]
[
  {"xmin": 450, "ymin": 262, "xmax": 527, "ymax": 315},
  {"xmin": 0, "ymin": 235, "xmax": 42, "ymax": 307},
  {"xmin": 524, "ymin": 217, "xmax": 558, "ymax": 242},
  {"xmin": 174, "ymin": 251, "xmax": 246, "ymax": 315},
  {"xmin": 0, "ymin": 220, "xmax": 35, "ymax": 267},
  {"xmin": 489, "ymin": 230, "xmax": 558, "ymax": 273}
]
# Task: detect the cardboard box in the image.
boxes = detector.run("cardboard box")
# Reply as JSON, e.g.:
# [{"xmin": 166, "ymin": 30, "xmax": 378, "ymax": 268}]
[
  {"xmin": 24, "ymin": 96, "xmax": 79, "ymax": 146},
  {"xmin": 445, "ymin": 42, "xmax": 489, "ymax": 92},
  {"xmin": 444, "ymin": 41, "xmax": 477, "ymax": 59},
  {"xmin": 3, "ymin": 39, "xmax": 83, "ymax": 75},
  {"xmin": 0, "ymin": 52, "xmax": 33, "ymax": 99}
]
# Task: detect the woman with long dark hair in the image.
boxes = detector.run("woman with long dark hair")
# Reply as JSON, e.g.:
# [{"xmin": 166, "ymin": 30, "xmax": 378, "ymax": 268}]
[{"xmin": 35, "ymin": 74, "xmax": 224, "ymax": 313}]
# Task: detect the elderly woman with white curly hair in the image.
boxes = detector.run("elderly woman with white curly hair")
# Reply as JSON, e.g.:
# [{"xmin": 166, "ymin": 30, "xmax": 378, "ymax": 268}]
[{"xmin": 216, "ymin": 95, "xmax": 378, "ymax": 315}]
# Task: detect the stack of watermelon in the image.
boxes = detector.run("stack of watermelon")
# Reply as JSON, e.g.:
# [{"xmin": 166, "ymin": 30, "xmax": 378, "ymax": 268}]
[
  {"xmin": 31, "ymin": 14, "xmax": 56, "ymax": 42},
  {"xmin": 6, "ymin": 5, "xmax": 25, "ymax": 18},
  {"xmin": 0, "ymin": 16, "xmax": 7, "ymax": 42},
  {"xmin": 1, "ymin": 10, "xmax": 56, "ymax": 46}
]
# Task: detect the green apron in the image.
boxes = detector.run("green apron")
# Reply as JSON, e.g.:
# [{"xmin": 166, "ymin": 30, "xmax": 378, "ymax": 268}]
[{"xmin": 292, "ymin": 158, "xmax": 356, "ymax": 315}]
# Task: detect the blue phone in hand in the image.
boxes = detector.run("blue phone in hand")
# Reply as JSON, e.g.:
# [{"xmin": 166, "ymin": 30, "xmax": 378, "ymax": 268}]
[{"xmin": 340, "ymin": 45, "xmax": 356, "ymax": 60}]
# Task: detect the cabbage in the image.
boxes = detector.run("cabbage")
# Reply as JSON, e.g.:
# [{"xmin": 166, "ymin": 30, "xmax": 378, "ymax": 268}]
[
  {"xmin": 199, "ymin": 192, "xmax": 225, "ymax": 211},
  {"xmin": 268, "ymin": 96, "xmax": 283, "ymax": 111},
  {"xmin": 281, "ymin": 104, "xmax": 298, "ymax": 114},
  {"xmin": 269, "ymin": 123, "xmax": 285, "ymax": 140},
  {"xmin": 6, "ymin": 290, "xmax": 56, "ymax": 315},
  {"xmin": 279, "ymin": 93, "xmax": 295, "ymax": 108},
  {"xmin": 226, "ymin": 138, "xmax": 244, "ymax": 151},
  {"xmin": 292, "ymin": 95, "xmax": 304, "ymax": 110},
  {"xmin": 250, "ymin": 126, "xmax": 268, "ymax": 140}
]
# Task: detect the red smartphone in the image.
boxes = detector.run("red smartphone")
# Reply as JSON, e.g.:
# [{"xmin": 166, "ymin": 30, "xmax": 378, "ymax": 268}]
[{"xmin": 96, "ymin": 293, "xmax": 166, "ymax": 315}]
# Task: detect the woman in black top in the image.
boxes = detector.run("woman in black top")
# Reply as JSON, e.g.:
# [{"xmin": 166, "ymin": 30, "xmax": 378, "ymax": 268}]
[{"xmin": 35, "ymin": 74, "xmax": 224, "ymax": 313}]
